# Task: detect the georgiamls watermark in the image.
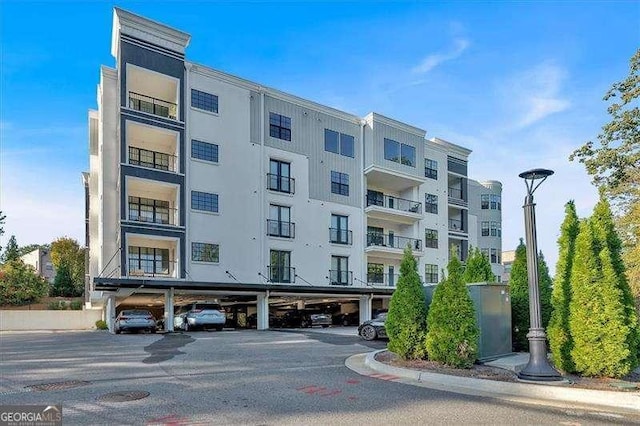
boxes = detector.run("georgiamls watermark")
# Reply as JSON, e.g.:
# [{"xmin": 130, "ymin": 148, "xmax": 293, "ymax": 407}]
[{"xmin": 0, "ymin": 405, "xmax": 62, "ymax": 426}]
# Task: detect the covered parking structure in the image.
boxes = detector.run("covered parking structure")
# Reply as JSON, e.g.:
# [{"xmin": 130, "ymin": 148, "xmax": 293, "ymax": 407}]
[{"xmin": 93, "ymin": 278, "xmax": 394, "ymax": 332}]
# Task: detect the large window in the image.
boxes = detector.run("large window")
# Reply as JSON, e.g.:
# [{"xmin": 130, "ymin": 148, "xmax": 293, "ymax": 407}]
[
  {"xmin": 492, "ymin": 194, "xmax": 502, "ymax": 210},
  {"xmin": 481, "ymin": 194, "xmax": 490, "ymax": 209},
  {"xmin": 324, "ymin": 129, "xmax": 354, "ymax": 158},
  {"xmin": 192, "ymin": 243, "xmax": 219, "ymax": 263},
  {"xmin": 425, "ymin": 264, "xmax": 438, "ymax": 284},
  {"xmin": 481, "ymin": 221, "xmax": 490, "ymax": 237},
  {"xmin": 425, "ymin": 194, "xmax": 438, "ymax": 214},
  {"xmin": 330, "ymin": 255, "xmax": 350, "ymax": 285},
  {"xmin": 401, "ymin": 144, "xmax": 416, "ymax": 167},
  {"xmin": 491, "ymin": 248, "xmax": 499, "ymax": 264},
  {"xmin": 367, "ymin": 263, "xmax": 384, "ymax": 284},
  {"xmin": 425, "ymin": 158, "xmax": 438, "ymax": 179},
  {"xmin": 268, "ymin": 204, "xmax": 294, "ymax": 238},
  {"xmin": 269, "ymin": 112, "xmax": 291, "ymax": 141},
  {"xmin": 191, "ymin": 140, "xmax": 219, "ymax": 163},
  {"xmin": 425, "ymin": 229, "xmax": 438, "ymax": 248},
  {"xmin": 128, "ymin": 247, "xmax": 170, "ymax": 276},
  {"xmin": 331, "ymin": 171, "xmax": 349, "ymax": 196},
  {"xmin": 490, "ymin": 221, "xmax": 502, "ymax": 237},
  {"xmin": 191, "ymin": 89, "xmax": 218, "ymax": 113},
  {"xmin": 384, "ymin": 138, "xmax": 415, "ymax": 167},
  {"xmin": 482, "ymin": 194, "xmax": 501, "ymax": 210},
  {"xmin": 191, "ymin": 191, "xmax": 218, "ymax": 213},
  {"xmin": 270, "ymin": 250, "xmax": 292, "ymax": 283},
  {"xmin": 330, "ymin": 214, "xmax": 351, "ymax": 245},
  {"xmin": 268, "ymin": 159, "xmax": 293, "ymax": 194},
  {"xmin": 128, "ymin": 196, "xmax": 170, "ymax": 224}
]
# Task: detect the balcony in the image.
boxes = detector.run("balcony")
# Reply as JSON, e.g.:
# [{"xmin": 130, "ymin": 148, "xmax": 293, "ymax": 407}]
[
  {"xmin": 128, "ymin": 199, "xmax": 178, "ymax": 226},
  {"xmin": 129, "ymin": 146, "xmax": 177, "ymax": 173},
  {"xmin": 365, "ymin": 193, "xmax": 422, "ymax": 224},
  {"xmin": 329, "ymin": 270, "xmax": 353, "ymax": 286},
  {"xmin": 129, "ymin": 92, "xmax": 177, "ymax": 120},
  {"xmin": 448, "ymin": 218, "xmax": 467, "ymax": 233},
  {"xmin": 329, "ymin": 228, "xmax": 352, "ymax": 245},
  {"xmin": 448, "ymin": 187, "xmax": 468, "ymax": 208},
  {"xmin": 126, "ymin": 179, "xmax": 179, "ymax": 227},
  {"xmin": 267, "ymin": 173, "xmax": 295, "ymax": 194},
  {"xmin": 367, "ymin": 272, "xmax": 399, "ymax": 287},
  {"xmin": 128, "ymin": 258, "xmax": 177, "ymax": 278},
  {"xmin": 268, "ymin": 266, "xmax": 295, "ymax": 283},
  {"xmin": 365, "ymin": 232, "xmax": 423, "ymax": 258},
  {"xmin": 267, "ymin": 220, "xmax": 295, "ymax": 239}
]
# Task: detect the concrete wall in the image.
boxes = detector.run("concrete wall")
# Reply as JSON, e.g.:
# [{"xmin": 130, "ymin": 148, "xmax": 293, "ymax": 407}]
[{"xmin": 0, "ymin": 310, "xmax": 103, "ymax": 331}]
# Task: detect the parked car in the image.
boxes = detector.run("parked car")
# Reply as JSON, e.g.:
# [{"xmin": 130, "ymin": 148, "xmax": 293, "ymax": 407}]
[
  {"xmin": 174, "ymin": 302, "xmax": 226, "ymax": 331},
  {"xmin": 115, "ymin": 310, "xmax": 156, "ymax": 334},
  {"xmin": 358, "ymin": 312, "xmax": 388, "ymax": 341},
  {"xmin": 246, "ymin": 313, "xmax": 282, "ymax": 328},
  {"xmin": 279, "ymin": 310, "xmax": 311, "ymax": 328},
  {"xmin": 333, "ymin": 312, "xmax": 359, "ymax": 326},
  {"xmin": 308, "ymin": 312, "xmax": 332, "ymax": 328}
]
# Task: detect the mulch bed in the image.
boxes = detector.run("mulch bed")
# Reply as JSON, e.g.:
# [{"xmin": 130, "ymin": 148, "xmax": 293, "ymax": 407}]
[{"xmin": 375, "ymin": 350, "xmax": 640, "ymax": 392}]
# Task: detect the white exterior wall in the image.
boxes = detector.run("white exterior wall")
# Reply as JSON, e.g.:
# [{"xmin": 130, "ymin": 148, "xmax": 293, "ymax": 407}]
[{"xmin": 469, "ymin": 179, "xmax": 504, "ymax": 279}]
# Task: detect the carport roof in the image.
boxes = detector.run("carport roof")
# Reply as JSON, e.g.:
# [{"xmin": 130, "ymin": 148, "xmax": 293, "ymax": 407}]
[{"xmin": 93, "ymin": 277, "xmax": 395, "ymax": 296}]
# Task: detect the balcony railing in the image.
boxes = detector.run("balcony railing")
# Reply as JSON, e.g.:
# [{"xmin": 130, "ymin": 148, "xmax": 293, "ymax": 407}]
[
  {"xmin": 128, "ymin": 205, "xmax": 178, "ymax": 226},
  {"xmin": 367, "ymin": 272, "xmax": 399, "ymax": 287},
  {"xmin": 448, "ymin": 187, "xmax": 468, "ymax": 207},
  {"xmin": 268, "ymin": 266, "xmax": 295, "ymax": 283},
  {"xmin": 129, "ymin": 91, "xmax": 177, "ymax": 120},
  {"xmin": 129, "ymin": 146, "xmax": 177, "ymax": 172},
  {"xmin": 128, "ymin": 258, "xmax": 176, "ymax": 277},
  {"xmin": 449, "ymin": 218, "xmax": 466, "ymax": 232},
  {"xmin": 366, "ymin": 194, "xmax": 422, "ymax": 214},
  {"xmin": 329, "ymin": 270, "xmax": 353, "ymax": 286},
  {"xmin": 366, "ymin": 232, "xmax": 423, "ymax": 251},
  {"xmin": 267, "ymin": 173, "xmax": 295, "ymax": 194},
  {"xmin": 266, "ymin": 220, "xmax": 295, "ymax": 238},
  {"xmin": 329, "ymin": 228, "xmax": 352, "ymax": 245}
]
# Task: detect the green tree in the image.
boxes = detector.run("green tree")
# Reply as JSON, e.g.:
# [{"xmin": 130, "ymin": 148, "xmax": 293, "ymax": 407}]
[
  {"xmin": 548, "ymin": 201, "xmax": 580, "ymax": 372},
  {"xmin": 425, "ymin": 252, "xmax": 479, "ymax": 368},
  {"xmin": 0, "ymin": 211, "xmax": 5, "ymax": 255},
  {"xmin": 0, "ymin": 260, "xmax": 49, "ymax": 306},
  {"xmin": 462, "ymin": 247, "xmax": 495, "ymax": 283},
  {"xmin": 1, "ymin": 235, "xmax": 20, "ymax": 263},
  {"xmin": 386, "ymin": 247, "xmax": 428, "ymax": 360},
  {"xmin": 50, "ymin": 262, "xmax": 81, "ymax": 297},
  {"xmin": 538, "ymin": 251, "xmax": 553, "ymax": 330},
  {"xmin": 509, "ymin": 239, "xmax": 530, "ymax": 351},
  {"xmin": 570, "ymin": 49, "xmax": 640, "ymax": 311},
  {"xmin": 50, "ymin": 237, "xmax": 85, "ymax": 295}
]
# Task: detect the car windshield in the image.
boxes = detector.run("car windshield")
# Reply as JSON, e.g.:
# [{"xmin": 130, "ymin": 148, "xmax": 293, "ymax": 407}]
[
  {"xmin": 195, "ymin": 303, "xmax": 222, "ymax": 311},
  {"xmin": 122, "ymin": 310, "xmax": 151, "ymax": 317},
  {"xmin": 375, "ymin": 313, "xmax": 387, "ymax": 321}
]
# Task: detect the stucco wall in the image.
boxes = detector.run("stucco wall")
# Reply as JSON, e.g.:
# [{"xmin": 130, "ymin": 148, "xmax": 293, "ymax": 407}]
[{"xmin": 0, "ymin": 310, "xmax": 103, "ymax": 331}]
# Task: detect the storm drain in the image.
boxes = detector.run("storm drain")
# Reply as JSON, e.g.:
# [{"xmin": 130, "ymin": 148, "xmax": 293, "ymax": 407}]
[
  {"xmin": 97, "ymin": 390, "xmax": 150, "ymax": 402},
  {"xmin": 26, "ymin": 380, "xmax": 90, "ymax": 392}
]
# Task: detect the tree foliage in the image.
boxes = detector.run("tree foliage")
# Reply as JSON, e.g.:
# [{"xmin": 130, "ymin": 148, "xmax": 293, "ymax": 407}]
[
  {"xmin": 50, "ymin": 262, "xmax": 82, "ymax": 297},
  {"xmin": 425, "ymin": 253, "xmax": 479, "ymax": 368},
  {"xmin": 1, "ymin": 235, "xmax": 20, "ymax": 263},
  {"xmin": 462, "ymin": 247, "xmax": 495, "ymax": 283},
  {"xmin": 537, "ymin": 251, "xmax": 553, "ymax": 330},
  {"xmin": 50, "ymin": 237, "xmax": 85, "ymax": 294},
  {"xmin": 548, "ymin": 201, "xmax": 580, "ymax": 372},
  {"xmin": 0, "ymin": 260, "xmax": 49, "ymax": 306},
  {"xmin": 386, "ymin": 247, "xmax": 428, "ymax": 360}
]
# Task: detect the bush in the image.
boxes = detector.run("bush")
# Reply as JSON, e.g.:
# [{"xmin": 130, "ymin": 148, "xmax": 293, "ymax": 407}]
[
  {"xmin": 386, "ymin": 247, "xmax": 428, "ymax": 360},
  {"xmin": 462, "ymin": 247, "xmax": 495, "ymax": 283},
  {"xmin": 425, "ymin": 253, "xmax": 479, "ymax": 368},
  {"xmin": 48, "ymin": 300, "xmax": 68, "ymax": 310},
  {"xmin": 0, "ymin": 260, "xmax": 49, "ymax": 306},
  {"xmin": 69, "ymin": 300, "xmax": 83, "ymax": 310},
  {"xmin": 95, "ymin": 320, "xmax": 108, "ymax": 330}
]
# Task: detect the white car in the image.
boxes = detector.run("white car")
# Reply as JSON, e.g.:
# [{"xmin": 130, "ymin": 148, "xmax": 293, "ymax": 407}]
[
  {"xmin": 115, "ymin": 310, "xmax": 156, "ymax": 334},
  {"xmin": 174, "ymin": 302, "xmax": 226, "ymax": 331}
]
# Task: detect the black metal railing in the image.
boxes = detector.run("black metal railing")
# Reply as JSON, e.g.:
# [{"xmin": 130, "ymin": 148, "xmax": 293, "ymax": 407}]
[
  {"xmin": 366, "ymin": 194, "xmax": 422, "ymax": 214},
  {"xmin": 367, "ymin": 272, "xmax": 400, "ymax": 287},
  {"xmin": 128, "ymin": 205, "xmax": 178, "ymax": 226},
  {"xmin": 129, "ymin": 146, "xmax": 177, "ymax": 172},
  {"xmin": 268, "ymin": 266, "xmax": 295, "ymax": 283},
  {"xmin": 128, "ymin": 258, "xmax": 176, "ymax": 277},
  {"xmin": 266, "ymin": 173, "xmax": 295, "ymax": 194},
  {"xmin": 266, "ymin": 220, "xmax": 295, "ymax": 238},
  {"xmin": 329, "ymin": 228, "xmax": 352, "ymax": 245},
  {"xmin": 329, "ymin": 270, "xmax": 353, "ymax": 286},
  {"xmin": 129, "ymin": 91, "xmax": 177, "ymax": 120},
  {"xmin": 366, "ymin": 232, "xmax": 423, "ymax": 251},
  {"xmin": 448, "ymin": 218, "xmax": 466, "ymax": 232},
  {"xmin": 448, "ymin": 186, "xmax": 468, "ymax": 206}
]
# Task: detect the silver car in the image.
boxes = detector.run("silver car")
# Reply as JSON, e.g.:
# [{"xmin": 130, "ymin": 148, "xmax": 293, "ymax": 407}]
[
  {"xmin": 174, "ymin": 302, "xmax": 226, "ymax": 331},
  {"xmin": 115, "ymin": 310, "xmax": 156, "ymax": 334}
]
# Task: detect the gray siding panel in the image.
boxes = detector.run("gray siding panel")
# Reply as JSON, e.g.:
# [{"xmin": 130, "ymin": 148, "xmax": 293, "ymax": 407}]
[
  {"xmin": 249, "ymin": 90, "xmax": 261, "ymax": 144},
  {"xmin": 264, "ymin": 95, "xmax": 362, "ymax": 208},
  {"xmin": 365, "ymin": 120, "xmax": 424, "ymax": 178}
]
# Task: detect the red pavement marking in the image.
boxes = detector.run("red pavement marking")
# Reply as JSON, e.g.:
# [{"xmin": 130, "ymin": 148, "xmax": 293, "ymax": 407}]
[
  {"xmin": 346, "ymin": 379, "xmax": 360, "ymax": 384},
  {"xmin": 318, "ymin": 389, "xmax": 342, "ymax": 397},
  {"xmin": 369, "ymin": 373, "xmax": 400, "ymax": 381},
  {"xmin": 347, "ymin": 396, "xmax": 358, "ymax": 401},
  {"xmin": 146, "ymin": 414, "xmax": 190, "ymax": 426}
]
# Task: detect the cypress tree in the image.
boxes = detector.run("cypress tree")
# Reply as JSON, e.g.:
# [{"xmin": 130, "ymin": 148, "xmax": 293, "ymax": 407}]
[
  {"xmin": 509, "ymin": 239, "xmax": 529, "ymax": 351},
  {"xmin": 425, "ymin": 252, "xmax": 479, "ymax": 368},
  {"xmin": 386, "ymin": 247, "xmax": 428, "ymax": 360},
  {"xmin": 538, "ymin": 252, "xmax": 553, "ymax": 330},
  {"xmin": 462, "ymin": 247, "xmax": 495, "ymax": 283},
  {"xmin": 548, "ymin": 200, "xmax": 579, "ymax": 372}
]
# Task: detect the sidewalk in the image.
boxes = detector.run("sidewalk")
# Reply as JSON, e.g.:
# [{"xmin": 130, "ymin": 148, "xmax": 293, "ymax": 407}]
[{"xmin": 345, "ymin": 350, "xmax": 640, "ymax": 416}]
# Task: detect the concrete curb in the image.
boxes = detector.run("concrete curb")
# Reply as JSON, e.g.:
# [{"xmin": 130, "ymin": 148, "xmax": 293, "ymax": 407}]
[{"xmin": 361, "ymin": 350, "xmax": 640, "ymax": 414}]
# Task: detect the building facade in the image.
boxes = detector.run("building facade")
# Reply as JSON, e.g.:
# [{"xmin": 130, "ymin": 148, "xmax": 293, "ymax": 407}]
[
  {"xmin": 20, "ymin": 248, "xmax": 55, "ymax": 283},
  {"xmin": 87, "ymin": 8, "xmax": 503, "ymax": 331}
]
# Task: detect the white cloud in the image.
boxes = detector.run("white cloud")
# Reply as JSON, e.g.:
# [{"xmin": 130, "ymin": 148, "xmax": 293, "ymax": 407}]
[{"xmin": 411, "ymin": 38, "xmax": 470, "ymax": 74}]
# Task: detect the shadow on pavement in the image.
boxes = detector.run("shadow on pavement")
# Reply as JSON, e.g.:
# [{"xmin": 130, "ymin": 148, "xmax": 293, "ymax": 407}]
[{"xmin": 142, "ymin": 333, "xmax": 195, "ymax": 364}]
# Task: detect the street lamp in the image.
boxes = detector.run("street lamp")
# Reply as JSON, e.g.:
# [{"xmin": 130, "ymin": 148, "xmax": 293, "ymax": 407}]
[{"xmin": 517, "ymin": 168, "xmax": 562, "ymax": 382}]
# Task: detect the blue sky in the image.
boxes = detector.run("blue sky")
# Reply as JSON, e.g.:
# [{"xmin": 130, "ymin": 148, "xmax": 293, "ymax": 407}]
[{"xmin": 1, "ymin": 1, "xmax": 638, "ymax": 273}]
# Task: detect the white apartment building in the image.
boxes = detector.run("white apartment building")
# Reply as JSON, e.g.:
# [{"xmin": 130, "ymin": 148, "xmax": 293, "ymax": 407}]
[
  {"xmin": 86, "ymin": 8, "xmax": 503, "ymax": 332},
  {"xmin": 20, "ymin": 248, "xmax": 55, "ymax": 283}
]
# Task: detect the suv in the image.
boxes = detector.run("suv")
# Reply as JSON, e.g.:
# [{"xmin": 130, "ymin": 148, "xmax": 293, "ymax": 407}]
[{"xmin": 174, "ymin": 302, "xmax": 226, "ymax": 331}]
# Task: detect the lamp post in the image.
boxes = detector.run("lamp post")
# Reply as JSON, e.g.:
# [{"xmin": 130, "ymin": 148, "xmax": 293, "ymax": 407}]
[{"xmin": 517, "ymin": 168, "xmax": 562, "ymax": 382}]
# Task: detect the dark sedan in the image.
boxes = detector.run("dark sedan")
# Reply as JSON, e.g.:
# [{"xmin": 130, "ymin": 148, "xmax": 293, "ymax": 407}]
[{"xmin": 357, "ymin": 312, "xmax": 388, "ymax": 341}]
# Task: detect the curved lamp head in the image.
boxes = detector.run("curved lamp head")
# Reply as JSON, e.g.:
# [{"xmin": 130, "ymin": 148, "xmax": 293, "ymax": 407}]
[{"xmin": 520, "ymin": 168, "xmax": 554, "ymax": 196}]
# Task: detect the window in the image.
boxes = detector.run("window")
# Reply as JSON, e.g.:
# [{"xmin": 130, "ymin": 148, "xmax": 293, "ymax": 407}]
[
  {"xmin": 325, "ymin": 129, "xmax": 355, "ymax": 157},
  {"xmin": 268, "ymin": 159, "xmax": 293, "ymax": 193},
  {"xmin": 129, "ymin": 146, "xmax": 173, "ymax": 171},
  {"xmin": 490, "ymin": 248, "xmax": 498, "ymax": 264},
  {"xmin": 330, "ymin": 214, "xmax": 351, "ymax": 244},
  {"xmin": 191, "ymin": 89, "xmax": 218, "ymax": 113},
  {"xmin": 482, "ymin": 194, "xmax": 502, "ymax": 210},
  {"xmin": 128, "ymin": 196, "xmax": 170, "ymax": 224},
  {"xmin": 490, "ymin": 221, "xmax": 498, "ymax": 237},
  {"xmin": 340, "ymin": 134, "xmax": 355, "ymax": 157},
  {"xmin": 481, "ymin": 221, "xmax": 490, "ymax": 237},
  {"xmin": 191, "ymin": 191, "xmax": 218, "ymax": 213},
  {"xmin": 425, "ymin": 264, "xmax": 438, "ymax": 284},
  {"xmin": 492, "ymin": 194, "xmax": 502, "ymax": 210},
  {"xmin": 128, "ymin": 247, "xmax": 170, "ymax": 276},
  {"xmin": 384, "ymin": 138, "xmax": 415, "ymax": 167},
  {"xmin": 481, "ymin": 194, "xmax": 490, "ymax": 209},
  {"xmin": 269, "ymin": 112, "xmax": 291, "ymax": 141},
  {"xmin": 425, "ymin": 194, "xmax": 438, "ymax": 214},
  {"xmin": 425, "ymin": 229, "xmax": 438, "ymax": 249},
  {"xmin": 268, "ymin": 205, "xmax": 294, "ymax": 238},
  {"xmin": 330, "ymin": 255, "xmax": 350, "ymax": 285},
  {"xmin": 331, "ymin": 171, "xmax": 349, "ymax": 196},
  {"xmin": 425, "ymin": 159, "xmax": 438, "ymax": 179},
  {"xmin": 270, "ymin": 250, "xmax": 292, "ymax": 283},
  {"xmin": 401, "ymin": 144, "xmax": 416, "ymax": 167},
  {"xmin": 192, "ymin": 242, "xmax": 219, "ymax": 263},
  {"xmin": 497, "ymin": 222, "xmax": 502, "ymax": 237},
  {"xmin": 367, "ymin": 263, "xmax": 384, "ymax": 284},
  {"xmin": 191, "ymin": 140, "xmax": 219, "ymax": 163}
]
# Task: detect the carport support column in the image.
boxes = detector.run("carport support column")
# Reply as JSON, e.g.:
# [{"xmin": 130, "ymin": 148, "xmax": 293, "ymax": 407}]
[
  {"xmin": 257, "ymin": 292, "xmax": 269, "ymax": 330},
  {"xmin": 106, "ymin": 295, "xmax": 116, "ymax": 333},
  {"xmin": 359, "ymin": 295, "xmax": 372, "ymax": 323},
  {"xmin": 165, "ymin": 288, "xmax": 175, "ymax": 332}
]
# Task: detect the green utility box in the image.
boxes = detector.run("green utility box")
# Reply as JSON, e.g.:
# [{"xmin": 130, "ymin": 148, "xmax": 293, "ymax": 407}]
[{"xmin": 424, "ymin": 282, "xmax": 512, "ymax": 361}]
